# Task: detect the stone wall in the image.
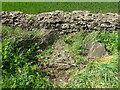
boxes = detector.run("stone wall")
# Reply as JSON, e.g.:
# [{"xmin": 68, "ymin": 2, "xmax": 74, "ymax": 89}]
[{"xmin": 1, "ymin": 10, "xmax": 120, "ymax": 34}]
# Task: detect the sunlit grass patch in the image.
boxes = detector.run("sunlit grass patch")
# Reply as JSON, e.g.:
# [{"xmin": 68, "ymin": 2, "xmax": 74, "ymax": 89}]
[
  {"xmin": 2, "ymin": 26, "xmax": 118, "ymax": 88},
  {"xmin": 94, "ymin": 55, "xmax": 118, "ymax": 64},
  {"xmin": 65, "ymin": 57, "xmax": 118, "ymax": 88},
  {"xmin": 57, "ymin": 30, "xmax": 118, "ymax": 88}
]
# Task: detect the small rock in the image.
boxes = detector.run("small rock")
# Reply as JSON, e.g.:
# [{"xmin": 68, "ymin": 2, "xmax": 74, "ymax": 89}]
[{"xmin": 84, "ymin": 41, "xmax": 108, "ymax": 58}]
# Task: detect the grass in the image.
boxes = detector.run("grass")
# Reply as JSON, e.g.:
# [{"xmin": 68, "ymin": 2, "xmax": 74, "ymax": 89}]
[
  {"xmin": 1, "ymin": 2, "xmax": 119, "ymax": 88},
  {"xmin": 62, "ymin": 30, "xmax": 118, "ymax": 57},
  {"xmin": 64, "ymin": 56, "xmax": 118, "ymax": 88},
  {"xmin": 2, "ymin": 27, "xmax": 53, "ymax": 88},
  {"xmin": 2, "ymin": 26, "xmax": 118, "ymax": 88},
  {"xmin": 2, "ymin": 2, "xmax": 118, "ymax": 14},
  {"xmin": 56, "ymin": 31, "xmax": 118, "ymax": 88}
]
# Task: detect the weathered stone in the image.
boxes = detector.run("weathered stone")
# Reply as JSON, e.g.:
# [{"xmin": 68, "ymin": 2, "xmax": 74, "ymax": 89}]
[
  {"xmin": 57, "ymin": 64, "xmax": 71, "ymax": 70},
  {"xmin": 1, "ymin": 10, "xmax": 119, "ymax": 32},
  {"xmin": 84, "ymin": 41, "xmax": 108, "ymax": 58},
  {"xmin": 61, "ymin": 24, "xmax": 70, "ymax": 30}
]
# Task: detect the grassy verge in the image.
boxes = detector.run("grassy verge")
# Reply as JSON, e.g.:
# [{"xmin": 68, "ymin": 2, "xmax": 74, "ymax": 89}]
[
  {"xmin": 1, "ymin": 2, "xmax": 119, "ymax": 88},
  {"xmin": 2, "ymin": 26, "xmax": 118, "ymax": 88},
  {"xmin": 2, "ymin": 2, "xmax": 118, "ymax": 14},
  {"xmin": 2, "ymin": 27, "xmax": 53, "ymax": 88},
  {"xmin": 56, "ymin": 30, "xmax": 118, "ymax": 88},
  {"xmin": 61, "ymin": 55, "xmax": 118, "ymax": 88},
  {"xmin": 62, "ymin": 30, "xmax": 118, "ymax": 57}
]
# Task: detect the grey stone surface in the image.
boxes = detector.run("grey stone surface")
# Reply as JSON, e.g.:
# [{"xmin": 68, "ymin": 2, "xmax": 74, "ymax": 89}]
[
  {"xmin": 84, "ymin": 41, "xmax": 108, "ymax": 58},
  {"xmin": 1, "ymin": 10, "xmax": 119, "ymax": 33}
]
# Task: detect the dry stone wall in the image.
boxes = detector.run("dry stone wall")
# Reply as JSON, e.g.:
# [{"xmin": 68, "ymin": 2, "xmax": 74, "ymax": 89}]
[{"xmin": 1, "ymin": 10, "xmax": 120, "ymax": 34}]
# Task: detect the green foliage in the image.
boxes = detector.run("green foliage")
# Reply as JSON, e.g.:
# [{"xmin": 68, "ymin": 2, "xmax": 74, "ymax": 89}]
[
  {"xmin": 63, "ymin": 31, "xmax": 100, "ymax": 60},
  {"xmin": 75, "ymin": 56, "xmax": 88, "ymax": 64},
  {"xmin": 63, "ymin": 30, "xmax": 118, "ymax": 56},
  {"xmin": 2, "ymin": 26, "xmax": 118, "ymax": 88},
  {"xmin": 2, "ymin": 27, "xmax": 52, "ymax": 88},
  {"xmin": 2, "ymin": 2, "xmax": 118, "ymax": 14},
  {"xmin": 96, "ymin": 31, "xmax": 118, "ymax": 55},
  {"xmin": 65, "ymin": 56, "xmax": 118, "ymax": 88},
  {"xmin": 1, "ymin": 2, "xmax": 119, "ymax": 88},
  {"xmin": 60, "ymin": 30, "xmax": 118, "ymax": 88},
  {"xmin": 2, "ymin": 37, "xmax": 27, "ymax": 72},
  {"xmin": 2, "ymin": 63, "xmax": 51, "ymax": 88}
]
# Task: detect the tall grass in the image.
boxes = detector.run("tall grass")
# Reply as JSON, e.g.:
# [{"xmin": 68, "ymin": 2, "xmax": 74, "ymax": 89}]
[
  {"xmin": 1, "ymin": 2, "xmax": 119, "ymax": 88},
  {"xmin": 58, "ymin": 30, "xmax": 118, "ymax": 88},
  {"xmin": 64, "ymin": 56, "xmax": 118, "ymax": 88},
  {"xmin": 2, "ymin": 27, "xmax": 52, "ymax": 88},
  {"xmin": 2, "ymin": 26, "xmax": 118, "ymax": 88},
  {"xmin": 63, "ymin": 30, "xmax": 118, "ymax": 57}
]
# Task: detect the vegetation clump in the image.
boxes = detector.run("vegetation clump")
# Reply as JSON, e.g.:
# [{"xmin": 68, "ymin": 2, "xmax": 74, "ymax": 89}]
[
  {"xmin": 1, "ymin": 26, "xmax": 118, "ymax": 88},
  {"xmin": 1, "ymin": 2, "xmax": 119, "ymax": 88}
]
